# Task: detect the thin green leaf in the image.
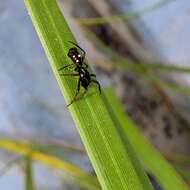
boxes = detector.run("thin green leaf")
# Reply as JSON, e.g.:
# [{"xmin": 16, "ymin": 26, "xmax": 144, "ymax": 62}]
[
  {"xmin": 104, "ymin": 88, "xmax": 189, "ymax": 190},
  {"xmin": 24, "ymin": 0, "xmax": 153, "ymax": 190},
  {"xmin": 150, "ymin": 76, "xmax": 190, "ymax": 96},
  {"xmin": 4, "ymin": 140, "xmax": 97, "ymax": 190},
  {"xmin": 76, "ymin": 0, "xmax": 176, "ymax": 25},
  {"xmin": 25, "ymin": 157, "xmax": 35, "ymax": 190},
  {"xmin": 84, "ymin": 27, "xmax": 190, "ymax": 74},
  {"xmin": 166, "ymin": 153, "xmax": 190, "ymax": 183},
  {"xmin": 0, "ymin": 139, "xmax": 100, "ymax": 190},
  {"xmin": 84, "ymin": 28, "xmax": 190, "ymax": 96},
  {"xmin": 173, "ymin": 165, "xmax": 190, "ymax": 183},
  {"xmin": 29, "ymin": 142, "xmax": 85, "ymax": 157},
  {"xmin": 166, "ymin": 153, "xmax": 190, "ymax": 165}
]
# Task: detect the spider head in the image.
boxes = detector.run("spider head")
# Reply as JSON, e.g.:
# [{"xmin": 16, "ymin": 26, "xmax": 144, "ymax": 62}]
[{"xmin": 67, "ymin": 47, "xmax": 79, "ymax": 59}]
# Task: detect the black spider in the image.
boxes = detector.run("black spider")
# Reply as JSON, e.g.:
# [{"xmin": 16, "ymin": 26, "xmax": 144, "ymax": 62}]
[{"xmin": 59, "ymin": 41, "xmax": 101, "ymax": 107}]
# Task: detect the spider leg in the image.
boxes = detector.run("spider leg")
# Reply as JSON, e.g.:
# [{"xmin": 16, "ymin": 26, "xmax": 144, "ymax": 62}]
[
  {"xmin": 90, "ymin": 74, "xmax": 96, "ymax": 77},
  {"xmin": 67, "ymin": 79, "xmax": 81, "ymax": 107},
  {"xmin": 58, "ymin": 63, "xmax": 76, "ymax": 71},
  {"xmin": 91, "ymin": 79, "xmax": 101, "ymax": 94},
  {"xmin": 59, "ymin": 73, "xmax": 79, "ymax": 76},
  {"xmin": 84, "ymin": 63, "xmax": 88, "ymax": 68}
]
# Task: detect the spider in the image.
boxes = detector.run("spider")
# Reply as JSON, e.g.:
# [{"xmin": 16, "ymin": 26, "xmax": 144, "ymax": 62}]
[{"xmin": 59, "ymin": 41, "xmax": 101, "ymax": 107}]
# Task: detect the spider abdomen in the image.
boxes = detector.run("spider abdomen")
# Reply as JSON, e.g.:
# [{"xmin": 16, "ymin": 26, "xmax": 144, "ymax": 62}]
[{"xmin": 79, "ymin": 69, "xmax": 91, "ymax": 89}]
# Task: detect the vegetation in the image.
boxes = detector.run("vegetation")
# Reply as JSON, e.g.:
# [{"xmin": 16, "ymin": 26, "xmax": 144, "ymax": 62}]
[{"xmin": 0, "ymin": 0, "xmax": 189, "ymax": 190}]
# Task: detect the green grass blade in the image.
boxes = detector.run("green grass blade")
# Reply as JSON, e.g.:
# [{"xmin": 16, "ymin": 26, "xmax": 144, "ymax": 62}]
[
  {"xmin": 84, "ymin": 29, "xmax": 190, "ymax": 96},
  {"xmin": 173, "ymin": 165, "xmax": 190, "ymax": 183},
  {"xmin": 85, "ymin": 27, "xmax": 190, "ymax": 74},
  {"xmin": 104, "ymin": 89, "xmax": 189, "ymax": 190},
  {"xmin": 28, "ymin": 142, "xmax": 85, "ymax": 156},
  {"xmin": 0, "ymin": 138, "xmax": 100, "ymax": 189},
  {"xmin": 167, "ymin": 153, "xmax": 190, "ymax": 164},
  {"xmin": 25, "ymin": 157, "xmax": 35, "ymax": 190},
  {"xmin": 24, "ymin": 0, "xmax": 153, "ymax": 189},
  {"xmin": 76, "ymin": 0, "xmax": 176, "ymax": 25},
  {"xmin": 150, "ymin": 76, "xmax": 190, "ymax": 96}
]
